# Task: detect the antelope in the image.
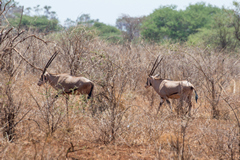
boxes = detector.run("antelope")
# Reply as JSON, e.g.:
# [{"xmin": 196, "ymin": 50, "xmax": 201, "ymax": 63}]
[
  {"xmin": 37, "ymin": 52, "xmax": 94, "ymax": 99},
  {"xmin": 13, "ymin": 49, "xmax": 94, "ymax": 99},
  {"xmin": 14, "ymin": 49, "xmax": 95, "ymax": 122},
  {"xmin": 145, "ymin": 55, "xmax": 198, "ymax": 115}
]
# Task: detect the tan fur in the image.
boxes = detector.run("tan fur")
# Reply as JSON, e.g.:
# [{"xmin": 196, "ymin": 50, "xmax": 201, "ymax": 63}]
[
  {"xmin": 38, "ymin": 72, "xmax": 94, "ymax": 98},
  {"xmin": 145, "ymin": 74, "xmax": 197, "ymax": 115}
]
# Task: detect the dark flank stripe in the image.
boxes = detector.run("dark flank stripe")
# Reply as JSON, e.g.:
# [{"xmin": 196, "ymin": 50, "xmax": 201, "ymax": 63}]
[{"xmin": 169, "ymin": 92, "xmax": 178, "ymax": 96}]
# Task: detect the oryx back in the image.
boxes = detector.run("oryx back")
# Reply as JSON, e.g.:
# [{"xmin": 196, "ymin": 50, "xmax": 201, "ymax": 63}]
[
  {"xmin": 153, "ymin": 79, "xmax": 195, "ymax": 99},
  {"xmin": 52, "ymin": 74, "xmax": 93, "ymax": 95}
]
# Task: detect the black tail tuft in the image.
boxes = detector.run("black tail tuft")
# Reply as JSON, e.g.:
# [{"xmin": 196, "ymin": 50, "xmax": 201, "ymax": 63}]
[
  {"xmin": 87, "ymin": 84, "xmax": 94, "ymax": 99},
  {"xmin": 191, "ymin": 87, "xmax": 198, "ymax": 103},
  {"xmin": 195, "ymin": 90, "xmax": 198, "ymax": 103}
]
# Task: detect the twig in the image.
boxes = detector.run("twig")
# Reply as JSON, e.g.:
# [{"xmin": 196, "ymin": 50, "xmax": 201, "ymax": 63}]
[{"xmin": 12, "ymin": 48, "xmax": 43, "ymax": 71}]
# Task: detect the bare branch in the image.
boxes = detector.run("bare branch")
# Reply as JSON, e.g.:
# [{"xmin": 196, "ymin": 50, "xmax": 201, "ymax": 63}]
[
  {"xmin": 12, "ymin": 48, "xmax": 43, "ymax": 71},
  {"xmin": 0, "ymin": 0, "xmax": 11, "ymax": 16}
]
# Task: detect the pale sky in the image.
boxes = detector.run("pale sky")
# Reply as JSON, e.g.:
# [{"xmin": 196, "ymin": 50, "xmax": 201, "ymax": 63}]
[{"xmin": 18, "ymin": 0, "xmax": 234, "ymax": 26}]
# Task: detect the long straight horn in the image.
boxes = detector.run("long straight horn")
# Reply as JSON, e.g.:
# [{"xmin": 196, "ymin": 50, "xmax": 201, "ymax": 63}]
[
  {"xmin": 42, "ymin": 51, "xmax": 59, "ymax": 74},
  {"xmin": 149, "ymin": 55, "xmax": 163, "ymax": 76},
  {"xmin": 149, "ymin": 55, "xmax": 160, "ymax": 76},
  {"xmin": 152, "ymin": 57, "xmax": 163, "ymax": 75}
]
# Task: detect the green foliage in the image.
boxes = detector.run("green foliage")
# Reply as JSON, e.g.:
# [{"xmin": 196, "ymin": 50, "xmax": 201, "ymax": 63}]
[
  {"xmin": 232, "ymin": 1, "xmax": 240, "ymax": 42},
  {"xmin": 76, "ymin": 14, "xmax": 98, "ymax": 27},
  {"xmin": 184, "ymin": 3, "xmax": 221, "ymax": 30},
  {"xmin": 187, "ymin": 9, "xmax": 239, "ymax": 51},
  {"xmin": 141, "ymin": 3, "xmax": 221, "ymax": 43},
  {"xmin": 141, "ymin": 5, "xmax": 183, "ymax": 42},
  {"xmin": 187, "ymin": 28, "xmax": 217, "ymax": 47},
  {"xmin": 116, "ymin": 15, "xmax": 144, "ymax": 42},
  {"xmin": 91, "ymin": 22, "xmax": 122, "ymax": 43},
  {"xmin": 48, "ymin": 25, "xmax": 97, "ymax": 42},
  {"xmin": 9, "ymin": 14, "xmax": 61, "ymax": 33}
]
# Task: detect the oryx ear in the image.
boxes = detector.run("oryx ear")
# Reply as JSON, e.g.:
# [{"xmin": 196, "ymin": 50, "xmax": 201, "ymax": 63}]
[{"xmin": 43, "ymin": 72, "xmax": 48, "ymax": 81}]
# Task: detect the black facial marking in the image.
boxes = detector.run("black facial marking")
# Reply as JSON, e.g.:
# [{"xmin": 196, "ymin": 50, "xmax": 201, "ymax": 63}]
[
  {"xmin": 146, "ymin": 78, "xmax": 152, "ymax": 86},
  {"xmin": 40, "ymin": 75, "xmax": 43, "ymax": 81}
]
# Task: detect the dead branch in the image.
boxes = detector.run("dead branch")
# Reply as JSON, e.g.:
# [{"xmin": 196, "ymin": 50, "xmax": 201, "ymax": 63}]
[{"xmin": 12, "ymin": 48, "xmax": 43, "ymax": 71}]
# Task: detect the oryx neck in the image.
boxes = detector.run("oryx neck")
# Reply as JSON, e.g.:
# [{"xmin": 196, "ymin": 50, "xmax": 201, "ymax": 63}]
[
  {"xmin": 47, "ymin": 73, "xmax": 60, "ymax": 86},
  {"xmin": 153, "ymin": 77, "xmax": 164, "ymax": 81},
  {"xmin": 151, "ymin": 78, "xmax": 165, "ymax": 87}
]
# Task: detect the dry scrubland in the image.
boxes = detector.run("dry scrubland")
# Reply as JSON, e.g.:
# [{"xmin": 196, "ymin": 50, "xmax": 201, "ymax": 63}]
[{"xmin": 0, "ymin": 29, "xmax": 240, "ymax": 159}]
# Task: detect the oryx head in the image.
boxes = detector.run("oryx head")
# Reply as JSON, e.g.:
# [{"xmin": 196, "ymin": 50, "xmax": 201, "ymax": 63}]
[
  {"xmin": 37, "ymin": 72, "xmax": 50, "ymax": 86},
  {"xmin": 145, "ymin": 55, "xmax": 163, "ymax": 88},
  {"xmin": 37, "ymin": 52, "xmax": 58, "ymax": 86}
]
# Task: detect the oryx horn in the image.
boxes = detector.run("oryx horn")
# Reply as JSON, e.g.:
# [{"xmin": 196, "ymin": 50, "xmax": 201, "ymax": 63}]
[
  {"xmin": 149, "ymin": 55, "xmax": 163, "ymax": 76},
  {"xmin": 42, "ymin": 51, "xmax": 59, "ymax": 75}
]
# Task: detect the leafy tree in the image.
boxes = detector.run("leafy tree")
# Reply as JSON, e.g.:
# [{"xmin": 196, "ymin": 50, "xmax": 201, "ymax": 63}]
[
  {"xmin": 187, "ymin": 28, "xmax": 218, "ymax": 47},
  {"xmin": 24, "ymin": 7, "xmax": 31, "ymax": 16},
  {"xmin": 232, "ymin": 1, "xmax": 240, "ymax": 44},
  {"xmin": 9, "ymin": 14, "xmax": 60, "ymax": 33},
  {"xmin": 212, "ymin": 9, "xmax": 236, "ymax": 50},
  {"xmin": 141, "ymin": 3, "xmax": 221, "ymax": 42},
  {"xmin": 43, "ymin": 5, "xmax": 57, "ymax": 19},
  {"xmin": 92, "ymin": 22, "xmax": 122, "ymax": 43},
  {"xmin": 63, "ymin": 14, "xmax": 121, "ymax": 43},
  {"xmin": 64, "ymin": 18, "xmax": 75, "ymax": 28},
  {"xmin": 33, "ymin": 5, "xmax": 42, "ymax": 15},
  {"xmin": 141, "ymin": 5, "xmax": 189, "ymax": 42},
  {"xmin": 76, "ymin": 14, "xmax": 98, "ymax": 27},
  {"xmin": 116, "ymin": 14, "xmax": 144, "ymax": 42},
  {"xmin": 6, "ymin": 4, "xmax": 60, "ymax": 33},
  {"xmin": 187, "ymin": 8, "xmax": 238, "ymax": 51},
  {"xmin": 184, "ymin": 2, "xmax": 221, "ymax": 32}
]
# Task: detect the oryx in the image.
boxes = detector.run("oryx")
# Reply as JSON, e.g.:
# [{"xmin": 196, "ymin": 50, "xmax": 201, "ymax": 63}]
[
  {"xmin": 14, "ymin": 48, "xmax": 94, "ymax": 99},
  {"xmin": 145, "ymin": 55, "xmax": 198, "ymax": 115},
  {"xmin": 36, "ymin": 51, "xmax": 94, "ymax": 99}
]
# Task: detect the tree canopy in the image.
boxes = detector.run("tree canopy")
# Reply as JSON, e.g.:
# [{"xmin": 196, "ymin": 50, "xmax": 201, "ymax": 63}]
[
  {"xmin": 141, "ymin": 3, "xmax": 222, "ymax": 42},
  {"xmin": 6, "ymin": 0, "xmax": 240, "ymax": 51},
  {"xmin": 5, "ymin": 2, "xmax": 60, "ymax": 33},
  {"xmin": 92, "ymin": 22, "xmax": 122, "ymax": 43}
]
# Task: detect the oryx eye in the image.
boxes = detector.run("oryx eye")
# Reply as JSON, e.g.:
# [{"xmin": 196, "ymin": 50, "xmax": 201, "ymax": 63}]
[{"xmin": 44, "ymin": 76, "xmax": 47, "ymax": 81}]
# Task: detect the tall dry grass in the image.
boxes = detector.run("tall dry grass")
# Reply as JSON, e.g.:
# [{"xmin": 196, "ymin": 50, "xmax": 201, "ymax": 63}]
[{"xmin": 0, "ymin": 26, "xmax": 240, "ymax": 159}]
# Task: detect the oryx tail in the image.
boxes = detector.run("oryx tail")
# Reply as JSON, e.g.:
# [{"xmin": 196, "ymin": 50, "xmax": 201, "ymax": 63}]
[
  {"xmin": 88, "ymin": 84, "xmax": 94, "ymax": 99},
  {"xmin": 194, "ymin": 89, "xmax": 198, "ymax": 103},
  {"xmin": 191, "ymin": 86, "xmax": 198, "ymax": 103}
]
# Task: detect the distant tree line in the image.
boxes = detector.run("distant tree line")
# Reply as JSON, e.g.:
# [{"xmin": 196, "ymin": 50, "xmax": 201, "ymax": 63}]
[
  {"xmin": 140, "ymin": 2, "xmax": 240, "ymax": 51},
  {"xmin": 2, "ymin": 0, "xmax": 60, "ymax": 33},
  {"xmin": 4, "ymin": 0, "xmax": 240, "ymax": 51}
]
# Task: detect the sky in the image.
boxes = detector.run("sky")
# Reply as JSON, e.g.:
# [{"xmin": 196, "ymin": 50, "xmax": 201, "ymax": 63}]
[{"xmin": 18, "ymin": 0, "xmax": 234, "ymax": 26}]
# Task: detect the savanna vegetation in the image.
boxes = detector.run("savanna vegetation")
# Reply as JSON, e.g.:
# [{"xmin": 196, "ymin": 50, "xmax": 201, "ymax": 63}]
[{"xmin": 0, "ymin": 0, "xmax": 240, "ymax": 159}]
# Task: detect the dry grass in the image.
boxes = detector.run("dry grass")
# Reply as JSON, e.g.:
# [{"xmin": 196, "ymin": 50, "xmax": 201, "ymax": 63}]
[{"xmin": 0, "ymin": 28, "xmax": 240, "ymax": 159}]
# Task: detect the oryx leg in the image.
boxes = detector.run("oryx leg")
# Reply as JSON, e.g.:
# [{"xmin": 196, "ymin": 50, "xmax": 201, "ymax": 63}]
[
  {"xmin": 65, "ymin": 95, "xmax": 70, "ymax": 126},
  {"xmin": 177, "ymin": 95, "xmax": 184, "ymax": 116},
  {"xmin": 156, "ymin": 98, "xmax": 165, "ymax": 115},
  {"xmin": 183, "ymin": 94, "xmax": 192, "ymax": 116},
  {"xmin": 187, "ymin": 96, "xmax": 192, "ymax": 116},
  {"xmin": 165, "ymin": 98, "xmax": 173, "ymax": 113}
]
